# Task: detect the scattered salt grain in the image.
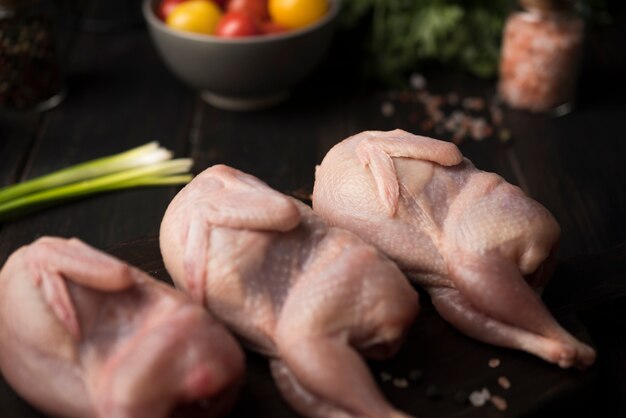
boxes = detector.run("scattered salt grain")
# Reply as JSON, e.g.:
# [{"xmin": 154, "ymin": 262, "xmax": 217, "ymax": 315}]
[
  {"xmin": 410, "ymin": 73, "xmax": 427, "ymax": 90},
  {"xmin": 450, "ymin": 110, "xmax": 466, "ymax": 123},
  {"xmin": 462, "ymin": 97, "xmax": 486, "ymax": 111},
  {"xmin": 381, "ymin": 87, "xmax": 509, "ymax": 145},
  {"xmin": 381, "ymin": 101, "xmax": 395, "ymax": 117},
  {"xmin": 469, "ymin": 388, "xmax": 491, "ymax": 407},
  {"xmin": 417, "ymin": 91, "xmax": 430, "ymax": 103},
  {"xmin": 499, "ymin": 129, "xmax": 512, "ymax": 143},
  {"xmin": 420, "ymin": 120, "xmax": 434, "ymax": 131},
  {"xmin": 491, "ymin": 395, "xmax": 508, "ymax": 411},
  {"xmin": 428, "ymin": 95, "xmax": 445, "ymax": 109},
  {"xmin": 447, "ymin": 93, "xmax": 460, "ymax": 106},
  {"xmin": 488, "ymin": 358, "xmax": 501, "ymax": 368},
  {"xmin": 452, "ymin": 130, "xmax": 466, "ymax": 144},
  {"xmin": 380, "ymin": 372, "xmax": 392, "ymax": 382},
  {"xmin": 431, "ymin": 109, "xmax": 445, "ymax": 123},
  {"xmin": 393, "ymin": 378, "xmax": 409, "ymax": 388},
  {"xmin": 498, "ymin": 376, "xmax": 511, "ymax": 390},
  {"xmin": 470, "ymin": 118, "xmax": 493, "ymax": 141}
]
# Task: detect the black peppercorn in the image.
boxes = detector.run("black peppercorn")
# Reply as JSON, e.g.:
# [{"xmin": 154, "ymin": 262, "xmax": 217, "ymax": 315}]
[{"xmin": 0, "ymin": 0, "xmax": 65, "ymax": 111}]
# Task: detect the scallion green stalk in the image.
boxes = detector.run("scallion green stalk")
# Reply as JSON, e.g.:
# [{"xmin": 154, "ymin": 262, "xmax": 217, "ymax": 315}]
[
  {"xmin": 0, "ymin": 143, "xmax": 194, "ymax": 222},
  {"xmin": 0, "ymin": 142, "xmax": 173, "ymax": 205}
]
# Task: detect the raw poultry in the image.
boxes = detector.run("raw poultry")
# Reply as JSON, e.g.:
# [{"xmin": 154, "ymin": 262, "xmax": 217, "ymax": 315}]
[
  {"xmin": 313, "ymin": 129, "xmax": 595, "ymax": 369},
  {"xmin": 160, "ymin": 164, "xmax": 419, "ymax": 418},
  {"xmin": 0, "ymin": 237, "xmax": 244, "ymax": 418}
]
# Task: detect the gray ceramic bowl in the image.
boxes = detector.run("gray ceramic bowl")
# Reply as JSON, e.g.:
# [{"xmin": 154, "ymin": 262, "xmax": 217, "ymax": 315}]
[{"xmin": 143, "ymin": 0, "xmax": 339, "ymax": 110}]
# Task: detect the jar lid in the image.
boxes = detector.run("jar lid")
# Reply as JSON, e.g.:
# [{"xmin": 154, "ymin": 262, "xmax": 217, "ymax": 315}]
[{"xmin": 521, "ymin": 0, "xmax": 574, "ymax": 11}]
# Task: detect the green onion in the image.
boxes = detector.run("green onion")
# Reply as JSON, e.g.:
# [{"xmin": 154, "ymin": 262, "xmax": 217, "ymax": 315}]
[
  {"xmin": 0, "ymin": 142, "xmax": 173, "ymax": 204},
  {"xmin": 0, "ymin": 143, "xmax": 193, "ymax": 221}
]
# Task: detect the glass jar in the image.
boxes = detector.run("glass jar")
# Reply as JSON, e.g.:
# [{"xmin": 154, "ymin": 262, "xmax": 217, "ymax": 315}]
[
  {"xmin": 498, "ymin": 0, "xmax": 586, "ymax": 115},
  {"xmin": 0, "ymin": 0, "xmax": 65, "ymax": 112}
]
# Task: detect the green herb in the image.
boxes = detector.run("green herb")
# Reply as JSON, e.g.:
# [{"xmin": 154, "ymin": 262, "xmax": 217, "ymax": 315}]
[
  {"xmin": 0, "ymin": 143, "xmax": 193, "ymax": 221},
  {"xmin": 339, "ymin": 0, "xmax": 608, "ymax": 84}
]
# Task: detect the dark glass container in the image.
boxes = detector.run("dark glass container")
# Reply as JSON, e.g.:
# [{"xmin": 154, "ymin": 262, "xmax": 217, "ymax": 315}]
[
  {"xmin": 498, "ymin": 0, "xmax": 586, "ymax": 115},
  {"xmin": 0, "ymin": 0, "xmax": 65, "ymax": 112}
]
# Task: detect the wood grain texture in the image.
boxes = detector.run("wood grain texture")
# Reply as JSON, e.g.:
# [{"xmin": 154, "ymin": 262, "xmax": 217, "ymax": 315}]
[
  {"xmin": 0, "ymin": 0, "xmax": 625, "ymax": 416},
  {"xmin": 0, "ymin": 28, "xmax": 195, "ymax": 264},
  {"xmin": 0, "ymin": 114, "xmax": 41, "ymax": 186}
]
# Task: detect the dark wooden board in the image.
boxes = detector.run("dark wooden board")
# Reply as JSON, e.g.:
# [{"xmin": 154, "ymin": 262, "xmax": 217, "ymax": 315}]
[
  {"xmin": 0, "ymin": 28, "xmax": 194, "ymax": 266},
  {"xmin": 0, "ymin": 114, "xmax": 41, "ymax": 187},
  {"xmin": 1, "ymin": 3, "xmax": 625, "ymax": 416},
  {"xmin": 1, "ymin": 236, "xmax": 603, "ymax": 418}
]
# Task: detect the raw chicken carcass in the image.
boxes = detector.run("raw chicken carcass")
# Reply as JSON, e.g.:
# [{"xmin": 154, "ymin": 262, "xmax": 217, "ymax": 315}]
[
  {"xmin": 160, "ymin": 165, "xmax": 419, "ymax": 418},
  {"xmin": 0, "ymin": 237, "xmax": 244, "ymax": 418},
  {"xmin": 312, "ymin": 129, "xmax": 596, "ymax": 369}
]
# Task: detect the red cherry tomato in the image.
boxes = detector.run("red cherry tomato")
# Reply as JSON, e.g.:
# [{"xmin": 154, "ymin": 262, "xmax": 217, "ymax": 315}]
[
  {"xmin": 215, "ymin": 11, "xmax": 259, "ymax": 37},
  {"xmin": 226, "ymin": 0, "xmax": 268, "ymax": 23},
  {"xmin": 260, "ymin": 20, "xmax": 287, "ymax": 35},
  {"xmin": 159, "ymin": 0, "xmax": 186, "ymax": 20}
]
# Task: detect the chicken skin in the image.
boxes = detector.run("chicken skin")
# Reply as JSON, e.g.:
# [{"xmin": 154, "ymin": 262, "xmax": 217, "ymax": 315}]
[
  {"xmin": 313, "ymin": 129, "xmax": 596, "ymax": 369},
  {"xmin": 160, "ymin": 165, "xmax": 419, "ymax": 418},
  {"xmin": 0, "ymin": 237, "xmax": 244, "ymax": 418}
]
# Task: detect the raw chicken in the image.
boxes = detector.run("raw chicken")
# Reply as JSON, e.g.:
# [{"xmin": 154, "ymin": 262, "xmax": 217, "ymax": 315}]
[
  {"xmin": 0, "ymin": 237, "xmax": 244, "ymax": 418},
  {"xmin": 160, "ymin": 165, "xmax": 419, "ymax": 418},
  {"xmin": 312, "ymin": 129, "xmax": 596, "ymax": 369}
]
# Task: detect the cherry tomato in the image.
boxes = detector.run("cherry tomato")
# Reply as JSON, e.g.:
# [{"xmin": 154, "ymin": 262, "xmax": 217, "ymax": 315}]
[
  {"xmin": 166, "ymin": 0, "xmax": 223, "ymax": 35},
  {"xmin": 159, "ymin": 0, "xmax": 186, "ymax": 20},
  {"xmin": 216, "ymin": 11, "xmax": 259, "ymax": 37},
  {"xmin": 227, "ymin": 0, "xmax": 268, "ymax": 24},
  {"xmin": 259, "ymin": 20, "xmax": 287, "ymax": 35},
  {"xmin": 269, "ymin": 0, "xmax": 327, "ymax": 30}
]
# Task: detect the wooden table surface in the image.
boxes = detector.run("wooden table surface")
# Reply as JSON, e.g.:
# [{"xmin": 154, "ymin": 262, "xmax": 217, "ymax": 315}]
[{"xmin": 1, "ymin": 1, "xmax": 626, "ymax": 417}]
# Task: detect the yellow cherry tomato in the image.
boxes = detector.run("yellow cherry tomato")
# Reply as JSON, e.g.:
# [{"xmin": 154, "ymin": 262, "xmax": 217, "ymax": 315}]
[
  {"xmin": 269, "ymin": 0, "xmax": 328, "ymax": 30},
  {"xmin": 166, "ymin": 0, "xmax": 222, "ymax": 35}
]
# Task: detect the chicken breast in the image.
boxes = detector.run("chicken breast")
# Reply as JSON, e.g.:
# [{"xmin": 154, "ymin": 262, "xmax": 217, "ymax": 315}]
[
  {"xmin": 0, "ymin": 237, "xmax": 244, "ymax": 418},
  {"xmin": 160, "ymin": 165, "xmax": 419, "ymax": 418},
  {"xmin": 313, "ymin": 129, "xmax": 595, "ymax": 369}
]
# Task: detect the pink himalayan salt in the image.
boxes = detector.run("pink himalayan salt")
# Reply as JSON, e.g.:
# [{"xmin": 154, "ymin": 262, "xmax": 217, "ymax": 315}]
[{"xmin": 498, "ymin": 11, "xmax": 584, "ymax": 113}]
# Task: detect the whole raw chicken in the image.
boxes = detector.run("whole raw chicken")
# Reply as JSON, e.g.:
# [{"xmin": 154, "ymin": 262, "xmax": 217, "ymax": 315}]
[
  {"xmin": 0, "ymin": 237, "xmax": 244, "ymax": 418},
  {"xmin": 313, "ymin": 129, "xmax": 596, "ymax": 369},
  {"xmin": 160, "ymin": 165, "xmax": 419, "ymax": 418}
]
